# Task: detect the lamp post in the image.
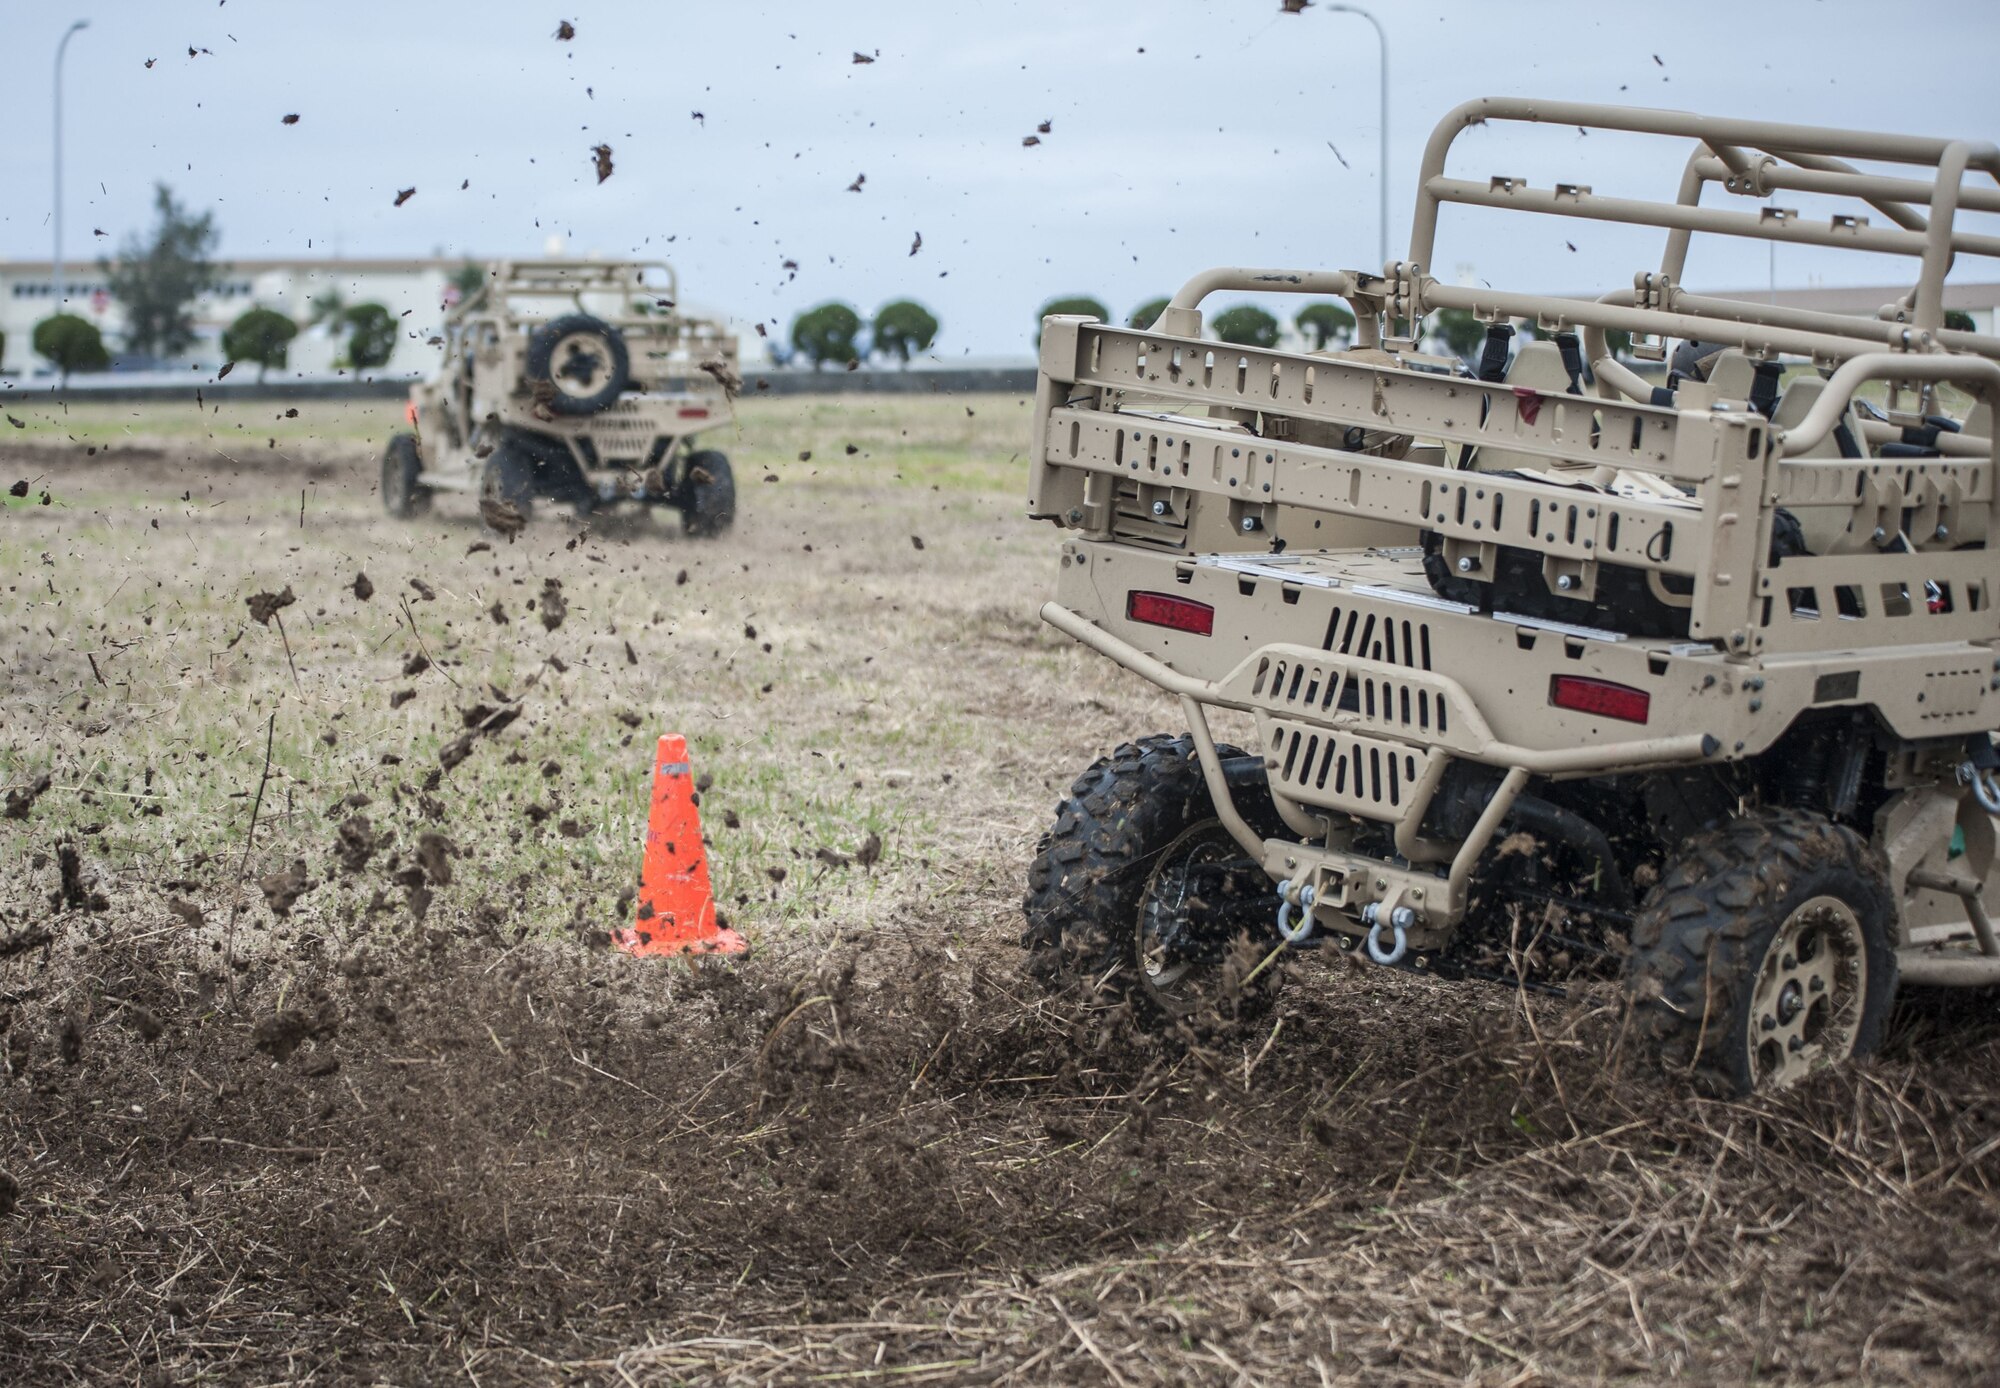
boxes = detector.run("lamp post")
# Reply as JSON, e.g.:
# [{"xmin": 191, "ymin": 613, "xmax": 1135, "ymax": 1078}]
[
  {"xmin": 54, "ymin": 19, "xmax": 91, "ymax": 308},
  {"xmin": 1323, "ymin": 4, "xmax": 1388, "ymax": 271}
]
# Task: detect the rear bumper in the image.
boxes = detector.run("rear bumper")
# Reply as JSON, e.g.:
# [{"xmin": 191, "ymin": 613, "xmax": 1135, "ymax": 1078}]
[{"xmin": 1043, "ymin": 542, "xmax": 1719, "ymax": 942}]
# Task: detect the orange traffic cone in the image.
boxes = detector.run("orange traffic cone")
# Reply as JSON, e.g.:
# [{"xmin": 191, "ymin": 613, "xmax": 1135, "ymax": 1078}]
[{"xmin": 614, "ymin": 734, "xmax": 746, "ymax": 957}]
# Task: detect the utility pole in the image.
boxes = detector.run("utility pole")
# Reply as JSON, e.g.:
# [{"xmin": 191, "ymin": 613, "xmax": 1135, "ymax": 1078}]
[{"xmin": 54, "ymin": 20, "xmax": 91, "ymax": 307}]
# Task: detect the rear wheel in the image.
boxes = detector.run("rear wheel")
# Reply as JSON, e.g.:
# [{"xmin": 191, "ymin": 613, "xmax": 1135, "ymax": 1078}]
[
  {"xmin": 1024, "ymin": 734, "xmax": 1286, "ymax": 1030},
  {"xmin": 680, "ymin": 450, "xmax": 735, "ymax": 537},
  {"xmin": 480, "ymin": 436, "xmax": 539, "ymax": 528},
  {"xmin": 382, "ymin": 433, "xmax": 431, "ymax": 519},
  {"xmin": 1625, "ymin": 807, "xmax": 1895, "ymax": 1093}
]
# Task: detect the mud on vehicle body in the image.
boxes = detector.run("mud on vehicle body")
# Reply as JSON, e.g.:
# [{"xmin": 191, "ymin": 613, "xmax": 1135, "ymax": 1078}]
[
  {"xmin": 383, "ymin": 260, "xmax": 738, "ymax": 535},
  {"xmin": 1024, "ymin": 97, "xmax": 2000, "ymax": 1092}
]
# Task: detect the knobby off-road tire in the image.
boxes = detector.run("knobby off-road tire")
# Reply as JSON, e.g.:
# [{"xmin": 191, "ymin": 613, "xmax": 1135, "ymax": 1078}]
[
  {"xmin": 680, "ymin": 450, "xmax": 736, "ymax": 537},
  {"xmin": 1023, "ymin": 733, "xmax": 1285, "ymax": 1031},
  {"xmin": 480, "ymin": 436, "xmax": 540, "ymax": 527},
  {"xmin": 1625, "ymin": 807, "xmax": 1896, "ymax": 1094},
  {"xmin": 381, "ymin": 433, "xmax": 431, "ymax": 519},
  {"xmin": 525, "ymin": 314, "xmax": 630, "ymax": 416}
]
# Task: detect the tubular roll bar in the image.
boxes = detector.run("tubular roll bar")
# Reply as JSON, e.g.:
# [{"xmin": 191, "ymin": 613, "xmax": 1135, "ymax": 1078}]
[{"xmin": 1408, "ymin": 97, "xmax": 2000, "ymax": 352}]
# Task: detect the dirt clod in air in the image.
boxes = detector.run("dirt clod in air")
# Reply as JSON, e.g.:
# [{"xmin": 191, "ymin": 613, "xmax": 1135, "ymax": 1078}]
[
  {"xmin": 56, "ymin": 844, "xmax": 108, "ymax": 912},
  {"xmin": 480, "ymin": 497, "xmax": 527, "ymax": 540},
  {"xmin": 257, "ymin": 860, "xmax": 312, "ymax": 918},
  {"xmin": 334, "ymin": 816, "xmax": 381, "ymax": 874},
  {"xmin": 4, "ymin": 772, "xmax": 52, "ymax": 820},
  {"xmin": 245, "ymin": 587, "xmax": 297, "ymax": 626},
  {"xmin": 351, "ymin": 572, "xmax": 374, "ymax": 600},
  {"xmin": 415, "ymin": 832, "xmax": 457, "ymax": 887},
  {"xmin": 8, "ymin": 480, "xmax": 27, "ymax": 498},
  {"xmin": 592, "ymin": 144, "xmax": 614, "ymax": 183},
  {"xmin": 555, "ymin": 19, "xmax": 575, "ymax": 40},
  {"xmin": 393, "ymin": 188, "xmax": 416, "ymax": 207},
  {"xmin": 539, "ymin": 578, "xmax": 567, "ymax": 631},
  {"xmin": 699, "ymin": 358, "xmax": 742, "ymax": 398},
  {"xmin": 409, "ymin": 578, "xmax": 436, "ymax": 601}
]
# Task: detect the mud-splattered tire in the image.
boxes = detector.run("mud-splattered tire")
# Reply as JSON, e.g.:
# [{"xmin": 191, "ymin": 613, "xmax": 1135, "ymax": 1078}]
[
  {"xmin": 1023, "ymin": 734, "xmax": 1286, "ymax": 1030},
  {"xmin": 480, "ymin": 436, "xmax": 539, "ymax": 527},
  {"xmin": 680, "ymin": 450, "xmax": 735, "ymax": 537},
  {"xmin": 1625, "ymin": 808, "xmax": 1895, "ymax": 1094},
  {"xmin": 382, "ymin": 433, "xmax": 431, "ymax": 519}
]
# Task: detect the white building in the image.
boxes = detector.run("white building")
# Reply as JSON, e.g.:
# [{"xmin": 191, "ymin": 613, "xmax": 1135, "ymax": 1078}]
[{"xmin": 0, "ymin": 256, "xmax": 468, "ymax": 378}]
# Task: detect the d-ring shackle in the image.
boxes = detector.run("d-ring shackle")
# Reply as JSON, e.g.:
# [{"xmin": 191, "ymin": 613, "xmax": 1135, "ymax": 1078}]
[{"xmin": 1276, "ymin": 882, "xmax": 1317, "ymax": 945}]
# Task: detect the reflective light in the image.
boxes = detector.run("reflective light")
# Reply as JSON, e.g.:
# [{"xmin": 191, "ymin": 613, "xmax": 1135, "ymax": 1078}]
[
  {"xmin": 1549, "ymin": 675, "xmax": 1650, "ymax": 723},
  {"xmin": 1127, "ymin": 590, "xmax": 1214, "ymax": 636}
]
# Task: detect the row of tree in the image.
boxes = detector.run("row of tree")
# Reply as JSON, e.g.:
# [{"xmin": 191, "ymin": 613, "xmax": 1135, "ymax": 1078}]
[
  {"xmin": 1035, "ymin": 295, "xmax": 1357, "ymax": 351},
  {"xmin": 28, "ymin": 184, "xmax": 403, "ymax": 383},
  {"xmin": 785, "ymin": 300, "xmax": 940, "ymax": 369}
]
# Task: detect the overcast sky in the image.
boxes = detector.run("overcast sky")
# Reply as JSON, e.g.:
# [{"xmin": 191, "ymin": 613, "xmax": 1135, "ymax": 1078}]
[{"xmin": 5, "ymin": 0, "xmax": 1997, "ymax": 355}]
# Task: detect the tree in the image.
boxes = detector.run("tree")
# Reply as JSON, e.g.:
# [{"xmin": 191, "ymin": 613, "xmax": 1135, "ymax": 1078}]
[
  {"xmin": 1946, "ymin": 309, "xmax": 1977, "ymax": 334},
  {"xmin": 32, "ymin": 314, "xmax": 109, "ymax": 384},
  {"xmin": 1211, "ymin": 304, "xmax": 1280, "ymax": 349},
  {"xmin": 790, "ymin": 302, "xmax": 862, "ymax": 370},
  {"xmin": 305, "ymin": 288, "xmax": 348, "ymax": 330},
  {"xmin": 104, "ymin": 184, "xmax": 219, "ymax": 362},
  {"xmin": 1428, "ymin": 308, "xmax": 1486, "ymax": 362},
  {"xmin": 871, "ymin": 300, "xmax": 939, "ymax": 366},
  {"xmin": 1128, "ymin": 296, "xmax": 1171, "ymax": 330},
  {"xmin": 1295, "ymin": 301, "xmax": 1357, "ymax": 351},
  {"xmin": 1035, "ymin": 296, "xmax": 1108, "ymax": 346},
  {"xmin": 222, "ymin": 307, "xmax": 299, "ymax": 381},
  {"xmin": 343, "ymin": 303, "xmax": 396, "ymax": 370},
  {"xmin": 450, "ymin": 262, "xmax": 487, "ymax": 302}
]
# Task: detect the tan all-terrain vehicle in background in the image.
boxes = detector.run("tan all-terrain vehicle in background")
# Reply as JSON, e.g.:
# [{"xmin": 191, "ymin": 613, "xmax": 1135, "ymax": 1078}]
[
  {"xmin": 383, "ymin": 260, "xmax": 739, "ymax": 535},
  {"xmin": 1024, "ymin": 97, "xmax": 2000, "ymax": 1093}
]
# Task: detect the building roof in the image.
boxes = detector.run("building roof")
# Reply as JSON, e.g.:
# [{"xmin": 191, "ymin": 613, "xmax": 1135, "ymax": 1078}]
[{"xmin": 0, "ymin": 256, "xmax": 474, "ymax": 276}]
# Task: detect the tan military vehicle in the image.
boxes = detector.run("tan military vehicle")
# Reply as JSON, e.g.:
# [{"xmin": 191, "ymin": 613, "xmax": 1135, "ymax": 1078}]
[
  {"xmin": 382, "ymin": 260, "xmax": 738, "ymax": 534},
  {"xmin": 1024, "ymin": 98, "xmax": 2000, "ymax": 1092}
]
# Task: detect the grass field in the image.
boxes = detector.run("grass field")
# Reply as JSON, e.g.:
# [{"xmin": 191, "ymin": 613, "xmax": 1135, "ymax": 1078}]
[{"xmin": 3, "ymin": 394, "xmax": 1999, "ymax": 1385}]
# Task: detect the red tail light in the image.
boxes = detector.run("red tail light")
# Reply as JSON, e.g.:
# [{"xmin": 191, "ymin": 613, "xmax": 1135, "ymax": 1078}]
[
  {"xmin": 1127, "ymin": 590, "xmax": 1214, "ymax": 636},
  {"xmin": 677, "ymin": 407, "xmax": 710, "ymax": 419},
  {"xmin": 1549, "ymin": 675, "xmax": 1650, "ymax": 723}
]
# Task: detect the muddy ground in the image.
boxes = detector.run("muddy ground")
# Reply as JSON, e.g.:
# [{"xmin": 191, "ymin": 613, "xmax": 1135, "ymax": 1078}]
[{"xmin": 4, "ymin": 396, "xmax": 2000, "ymax": 1385}]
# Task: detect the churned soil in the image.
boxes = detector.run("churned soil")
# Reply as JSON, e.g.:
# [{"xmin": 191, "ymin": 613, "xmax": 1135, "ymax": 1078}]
[{"xmin": 5, "ymin": 399, "xmax": 2000, "ymax": 1384}]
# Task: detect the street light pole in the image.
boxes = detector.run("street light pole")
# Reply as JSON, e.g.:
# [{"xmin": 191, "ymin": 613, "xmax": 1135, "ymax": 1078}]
[
  {"xmin": 54, "ymin": 19, "xmax": 91, "ymax": 309},
  {"xmin": 1324, "ymin": 4, "xmax": 1388, "ymax": 271}
]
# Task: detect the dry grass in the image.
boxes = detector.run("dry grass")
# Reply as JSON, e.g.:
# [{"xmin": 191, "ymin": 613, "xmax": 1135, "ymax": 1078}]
[{"xmin": 3, "ymin": 394, "xmax": 1999, "ymax": 1386}]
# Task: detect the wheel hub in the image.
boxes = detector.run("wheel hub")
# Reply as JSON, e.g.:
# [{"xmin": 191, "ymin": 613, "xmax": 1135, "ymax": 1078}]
[
  {"xmin": 1746, "ymin": 896, "xmax": 1865, "ymax": 1089},
  {"xmin": 1136, "ymin": 832, "xmax": 1271, "ymax": 997},
  {"xmin": 552, "ymin": 335, "xmax": 609, "ymax": 395}
]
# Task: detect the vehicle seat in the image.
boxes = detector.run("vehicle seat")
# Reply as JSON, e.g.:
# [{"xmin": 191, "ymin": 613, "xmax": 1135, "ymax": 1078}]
[
  {"xmin": 1769, "ymin": 375, "xmax": 1868, "ymax": 553},
  {"xmin": 1469, "ymin": 340, "xmax": 1592, "ymax": 476}
]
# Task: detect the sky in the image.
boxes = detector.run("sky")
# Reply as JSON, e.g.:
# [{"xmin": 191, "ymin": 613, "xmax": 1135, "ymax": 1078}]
[{"xmin": 4, "ymin": 0, "xmax": 1997, "ymax": 356}]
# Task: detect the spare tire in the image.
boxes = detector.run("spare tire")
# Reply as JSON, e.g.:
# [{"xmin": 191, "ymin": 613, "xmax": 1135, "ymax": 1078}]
[{"xmin": 525, "ymin": 314, "xmax": 630, "ymax": 416}]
